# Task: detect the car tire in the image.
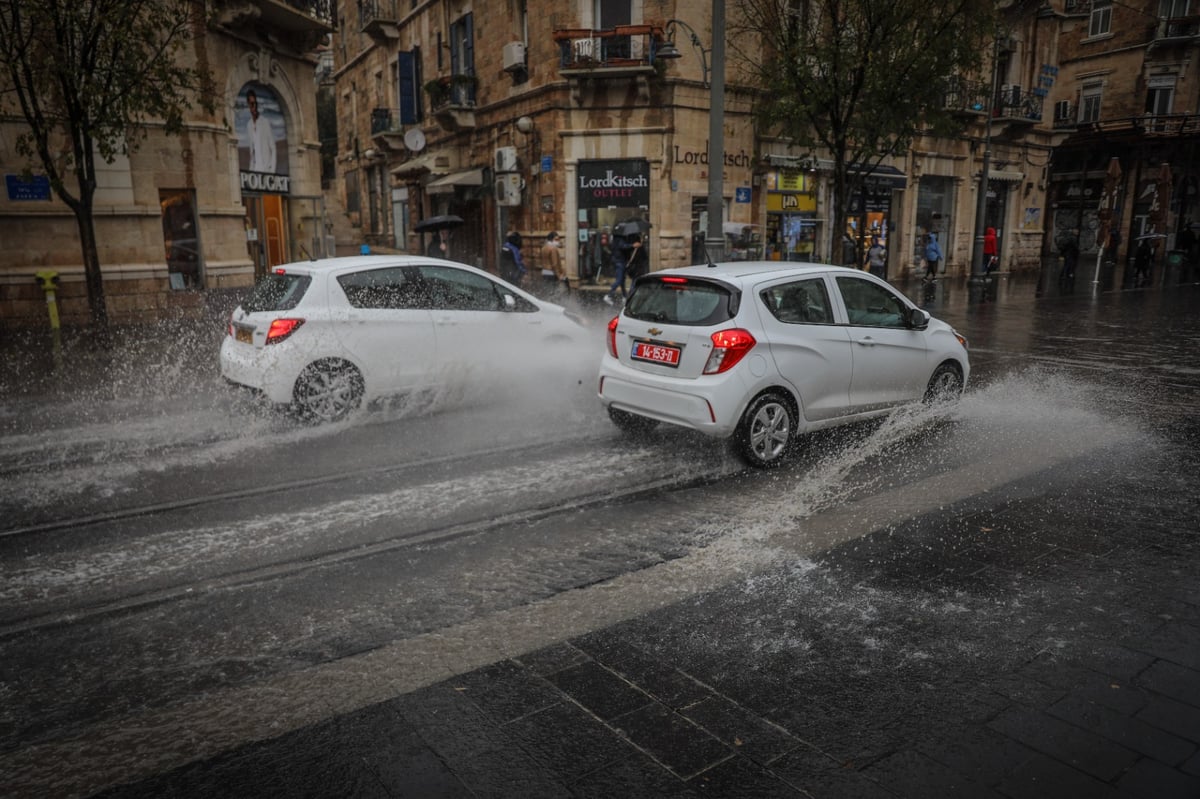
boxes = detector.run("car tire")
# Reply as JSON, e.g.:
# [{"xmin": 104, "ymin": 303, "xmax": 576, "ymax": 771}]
[
  {"xmin": 735, "ymin": 392, "xmax": 795, "ymax": 468},
  {"xmin": 608, "ymin": 406, "xmax": 657, "ymax": 434},
  {"xmin": 292, "ymin": 359, "xmax": 364, "ymax": 423},
  {"xmin": 924, "ymin": 363, "xmax": 964, "ymax": 404}
]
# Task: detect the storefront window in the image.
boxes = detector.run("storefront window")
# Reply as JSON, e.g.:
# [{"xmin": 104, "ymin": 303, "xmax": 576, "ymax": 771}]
[
  {"xmin": 915, "ymin": 176, "xmax": 955, "ymax": 268},
  {"xmin": 160, "ymin": 189, "xmax": 202, "ymax": 290},
  {"xmin": 764, "ymin": 171, "xmax": 818, "ymax": 261},
  {"xmin": 576, "ymin": 159, "xmax": 650, "ymax": 283}
]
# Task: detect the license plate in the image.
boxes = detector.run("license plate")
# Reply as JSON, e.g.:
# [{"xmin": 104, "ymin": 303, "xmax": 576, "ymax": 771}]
[
  {"xmin": 632, "ymin": 341, "xmax": 681, "ymax": 366},
  {"xmin": 235, "ymin": 327, "xmax": 253, "ymax": 344}
]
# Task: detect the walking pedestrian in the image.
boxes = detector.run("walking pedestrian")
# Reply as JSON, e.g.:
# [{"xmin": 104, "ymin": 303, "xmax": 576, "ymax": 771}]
[
  {"xmin": 865, "ymin": 235, "xmax": 887, "ymax": 278},
  {"xmin": 1134, "ymin": 238, "xmax": 1153, "ymax": 287},
  {"xmin": 499, "ymin": 231, "xmax": 527, "ymax": 286},
  {"xmin": 1058, "ymin": 228, "xmax": 1080, "ymax": 282},
  {"xmin": 603, "ymin": 233, "xmax": 633, "ymax": 305},
  {"xmin": 540, "ymin": 231, "xmax": 567, "ymax": 295},
  {"xmin": 983, "ymin": 226, "xmax": 998, "ymax": 275},
  {"xmin": 923, "ymin": 233, "xmax": 943, "ymax": 282}
]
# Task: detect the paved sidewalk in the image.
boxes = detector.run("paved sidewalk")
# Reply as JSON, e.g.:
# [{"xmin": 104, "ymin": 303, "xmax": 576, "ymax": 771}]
[{"xmin": 95, "ymin": 429, "xmax": 1200, "ymax": 798}]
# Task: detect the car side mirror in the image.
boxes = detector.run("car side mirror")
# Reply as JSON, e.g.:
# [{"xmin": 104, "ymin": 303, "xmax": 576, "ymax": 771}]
[
  {"xmin": 907, "ymin": 307, "xmax": 931, "ymax": 329},
  {"xmin": 502, "ymin": 293, "xmax": 516, "ymax": 310}
]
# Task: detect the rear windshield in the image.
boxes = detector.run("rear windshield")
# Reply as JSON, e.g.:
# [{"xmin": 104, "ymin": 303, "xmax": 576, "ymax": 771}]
[
  {"xmin": 624, "ymin": 277, "xmax": 737, "ymax": 326},
  {"xmin": 241, "ymin": 273, "xmax": 312, "ymax": 312}
]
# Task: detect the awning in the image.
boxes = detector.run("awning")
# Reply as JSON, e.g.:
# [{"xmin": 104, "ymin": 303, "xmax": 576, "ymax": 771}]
[
  {"xmin": 848, "ymin": 163, "xmax": 908, "ymax": 189},
  {"xmin": 988, "ymin": 169, "xmax": 1025, "ymax": 183},
  {"xmin": 425, "ymin": 168, "xmax": 485, "ymax": 195},
  {"xmin": 390, "ymin": 150, "xmax": 457, "ymax": 178}
]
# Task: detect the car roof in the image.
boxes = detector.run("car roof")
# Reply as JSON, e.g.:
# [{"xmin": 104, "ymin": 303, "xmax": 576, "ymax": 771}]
[
  {"xmin": 657, "ymin": 261, "xmax": 858, "ymax": 287},
  {"xmin": 272, "ymin": 255, "xmax": 449, "ymax": 275}
]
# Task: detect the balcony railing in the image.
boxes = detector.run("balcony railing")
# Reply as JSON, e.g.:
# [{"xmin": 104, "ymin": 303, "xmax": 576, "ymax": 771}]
[
  {"xmin": 993, "ymin": 86, "xmax": 1043, "ymax": 123},
  {"xmin": 1157, "ymin": 15, "xmax": 1200, "ymax": 39},
  {"xmin": 941, "ymin": 77, "xmax": 989, "ymax": 115},
  {"xmin": 552, "ymin": 25, "xmax": 666, "ymax": 72},
  {"xmin": 370, "ymin": 107, "xmax": 398, "ymax": 135},
  {"xmin": 359, "ymin": 0, "xmax": 398, "ymax": 38}
]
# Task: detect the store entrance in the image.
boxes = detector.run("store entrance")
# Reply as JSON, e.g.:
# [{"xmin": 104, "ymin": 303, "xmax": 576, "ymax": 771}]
[{"xmin": 243, "ymin": 194, "xmax": 287, "ymax": 280}]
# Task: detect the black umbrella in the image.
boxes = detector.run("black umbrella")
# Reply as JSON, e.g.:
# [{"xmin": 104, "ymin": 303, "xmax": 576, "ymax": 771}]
[{"xmin": 413, "ymin": 214, "xmax": 465, "ymax": 232}]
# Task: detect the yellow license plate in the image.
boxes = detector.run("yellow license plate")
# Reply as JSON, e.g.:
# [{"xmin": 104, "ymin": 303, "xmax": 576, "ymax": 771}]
[{"xmin": 235, "ymin": 327, "xmax": 252, "ymax": 344}]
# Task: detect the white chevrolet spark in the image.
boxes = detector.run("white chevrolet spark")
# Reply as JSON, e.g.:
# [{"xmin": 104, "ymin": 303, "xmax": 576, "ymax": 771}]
[
  {"xmin": 597, "ymin": 262, "xmax": 969, "ymax": 467},
  {"xmin": 220, "ymin": 255, "xmax": 588, "ymax": 422}
]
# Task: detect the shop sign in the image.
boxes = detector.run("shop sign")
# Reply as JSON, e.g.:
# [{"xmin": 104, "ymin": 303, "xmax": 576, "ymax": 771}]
[
  {"xmin": 672, "ymin": 143, "xmax": 753, "ymax": 168},
  {"xmin": 577, "ymin": 159, "xmax": 650, "ymax": 208},
  {"xmin": 240, "ymin": 172, "xmax": 291, "ymax": 193},
  {"xmin": 777, "ymin": 171, "xmax": 807, "ymax": 192},
  {"xmin": 767, "ymin": 192, "xmax": 816, "ymax": 213}
]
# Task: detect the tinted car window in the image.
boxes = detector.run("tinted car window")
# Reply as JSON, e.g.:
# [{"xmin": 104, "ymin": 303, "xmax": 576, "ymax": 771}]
[
  {"xmin": 761, "ymin": 278, "xmax": 833, "ymax": 324},
  {"xmin": 836, "ymin": 276, "xmax": 908, "ymax": 328},
  {"xmin": 337, "ymin": 267, "xmax": 422, "ymax": 309},
  {"xmin": 625, "ymin": 278, "xmax": 736, "ymax": 326},
  {"xmin": 242, "ymin": 273, "xmax": 311, "ymax": 312}
]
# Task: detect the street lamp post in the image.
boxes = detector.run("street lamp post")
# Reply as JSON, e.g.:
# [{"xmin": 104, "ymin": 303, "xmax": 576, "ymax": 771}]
[
  {"xmin": 970, "ymin": 34, "xmax": 1002, "ymax": 285},
  {"xmin": 657, "ymin": 2, "xmax": 725, "ymax": 262}
]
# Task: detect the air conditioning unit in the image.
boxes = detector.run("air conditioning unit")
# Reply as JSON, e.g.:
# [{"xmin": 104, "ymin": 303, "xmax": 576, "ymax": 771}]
[
  {"xmin": 502, "ymin": 41, "xmax": 526, "ymax": 72},
  {"xmin": 572, "ymin": 37, "xmax": 599, "ymax": 62},
  {"xmin": 495, "ymin": 172, "xmax": 523, "ymax": 206},
  {"xmin": 495, "ymin": 146, "xmax": 519, "ymax": 173},
  {"xmin": 1054, "ymin": 100, "xmax": 1075, "ymax": 121}
]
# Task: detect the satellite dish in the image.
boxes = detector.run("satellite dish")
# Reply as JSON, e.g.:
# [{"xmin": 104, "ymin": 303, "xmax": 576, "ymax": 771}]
[{"xmin": 404, "ymin": 128, "xmax": 426, "ymax": 152}]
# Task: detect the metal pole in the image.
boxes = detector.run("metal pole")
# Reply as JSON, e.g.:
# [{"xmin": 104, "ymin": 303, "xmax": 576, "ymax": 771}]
[
  {"xmin": 705, "ymin": 0, "xmax": 726, "ymax": 262},
  {"xmin": 970, "ymin": 35, "xmax": 1001, "ymax": 284}
]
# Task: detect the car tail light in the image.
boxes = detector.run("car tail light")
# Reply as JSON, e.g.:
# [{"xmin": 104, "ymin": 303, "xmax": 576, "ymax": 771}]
[
  {"xmin": 606, "ymin": 316, "xmax": 620, "ymax": 358},
  {"xmin": 659, "ymin": 276, "xmax": 688, "ymax": 284},
  {"xmin": 703, "ymin": 328, "xmax": 756, "ymax": 374},
  {"xmin": 265, "ymin": 318, "xmax": 305, "ymax": 344}
]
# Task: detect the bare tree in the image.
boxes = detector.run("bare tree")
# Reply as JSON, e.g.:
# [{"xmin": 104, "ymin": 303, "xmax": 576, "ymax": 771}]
[
  {"xmin": 0, "ymin": 0, "xmax": 215, "ymax": 329},
  {"xmin": 731, "ymin": 0, "xmax": 996, "ymax": 261}
]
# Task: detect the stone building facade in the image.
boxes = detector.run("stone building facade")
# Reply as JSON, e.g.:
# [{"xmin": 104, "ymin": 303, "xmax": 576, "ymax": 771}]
[{"xmin": 0, "ymin": 0, "xmax": 334, "ymax": 330}]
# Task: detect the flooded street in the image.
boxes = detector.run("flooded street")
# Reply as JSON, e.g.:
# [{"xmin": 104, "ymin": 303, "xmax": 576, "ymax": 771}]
[{"xmin": 1, "ymin": 276, "xmax": 1198, "ymax": 797}]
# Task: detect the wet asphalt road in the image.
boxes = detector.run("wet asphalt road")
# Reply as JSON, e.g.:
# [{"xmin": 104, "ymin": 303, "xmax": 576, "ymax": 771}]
[{"xmin": 1, "ymin": 271, "xmax": 1199, "ymax": 797}]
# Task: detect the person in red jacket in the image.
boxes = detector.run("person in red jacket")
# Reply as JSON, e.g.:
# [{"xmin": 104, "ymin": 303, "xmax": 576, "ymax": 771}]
[{"xmin": 983, "ymin": 227, "xmax": 998, "ymax": 275}]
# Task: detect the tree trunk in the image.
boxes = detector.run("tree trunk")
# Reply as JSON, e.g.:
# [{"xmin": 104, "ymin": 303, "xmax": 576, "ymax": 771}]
[{"xmin": 73, "ymin": 194, "xmax": 108, "ymax": 331}]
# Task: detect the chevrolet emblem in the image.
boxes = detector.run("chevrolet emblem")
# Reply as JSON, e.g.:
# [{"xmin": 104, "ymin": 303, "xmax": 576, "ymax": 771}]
[{"xmin": 648, "ymin": 327, "xmax": 662, "ymax": 335}]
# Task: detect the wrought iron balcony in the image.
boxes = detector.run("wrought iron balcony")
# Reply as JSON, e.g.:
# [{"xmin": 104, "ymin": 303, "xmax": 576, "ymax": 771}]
[
  {"xmin": 1156, "ymin": 15, "xmax": 1200, "ymax": 40},
  {"xmin": 941, "ymin": 77, "xmax": 989, "ymax": 116},
  {"xmin": 359, "ymin": 0, "xmax": 398, "ymax": 39},
  {"xmin": 992, "ymin": 85, "xmax": 1043, "ymax": 125},
  {"xmin": 552, "ymin": 25, "xmax": 666, "ymax": 74},
  {"xmin": 370, "ymin": 108, "xmax": 406, "ymax": 150}
]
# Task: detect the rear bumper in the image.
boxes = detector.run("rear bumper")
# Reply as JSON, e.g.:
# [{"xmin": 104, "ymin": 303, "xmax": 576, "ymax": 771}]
[
  {"xmin": 597, "ymin": 358, "xmax": 749, "ymax": 437},
  {"xmin": 218, "ymin": 337, "xmax": 297, "ymax": 404}
]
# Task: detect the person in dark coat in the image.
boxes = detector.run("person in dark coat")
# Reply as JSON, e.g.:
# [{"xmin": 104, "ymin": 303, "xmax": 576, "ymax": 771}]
[
  {"xmin": 1059, "ymin": 228, "xmax": 1080, "ymax": 281},
  {"xmin": 1133, "ymin": 238, "xmax": 1154, "ymax": 287},
  {"xmin": 499, "ymin": 232, "xmax": 527, "ymax": 285}
]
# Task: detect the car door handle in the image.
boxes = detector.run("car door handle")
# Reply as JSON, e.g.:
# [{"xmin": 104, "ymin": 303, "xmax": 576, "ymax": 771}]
[{"xmin": 856, "ymin": 337, "xmax": 876, "ymax": 346}]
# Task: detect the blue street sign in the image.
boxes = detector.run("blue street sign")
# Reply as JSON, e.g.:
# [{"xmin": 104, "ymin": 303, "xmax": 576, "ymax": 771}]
[
  {"xmin": 735, "ymin": 187, "xmax": 751, "ymax": 203},
  {"xmin": 6, "ymin": 174, "xmax": 50, "ymax": 201},
  {"xmin": 541, "ymin": 155, "xmax": 552, "ymax": 173}
]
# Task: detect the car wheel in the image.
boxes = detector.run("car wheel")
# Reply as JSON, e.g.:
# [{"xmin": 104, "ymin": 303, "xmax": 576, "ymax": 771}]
[
  {"xmin": 608, "ymin": 406, "xmax": 657, "ymax": 434},
  {"xmin": 293, "ymin": 359, "xmax": 364, "ymax": 423},
  {"xmin": 735, "ymin": 392, "xmax": 794, "ymax": 468},
  {"xmin": 924, "ymin": 363, "xmax": 964, "ymax": 404}
]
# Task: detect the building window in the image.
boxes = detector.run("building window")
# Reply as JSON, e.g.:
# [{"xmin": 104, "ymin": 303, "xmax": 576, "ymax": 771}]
[
  {"xmin": 345, "ymin": 168, "xmax": 360, "ymax": 216},
  {"xmin": 1080, "ymin": 83, "xmax": 1102, "ymax": 123},
  {"xmin": 397, "ymin": 49, "xmax": 422, "ymax": 124},
  {"xmin": 1160, "ymin": 0, "xmax": 1190, "ymax": 18},
  {"xmin": 1088, "ymin": 0, "xmax": 1112, "ymax": 37}
]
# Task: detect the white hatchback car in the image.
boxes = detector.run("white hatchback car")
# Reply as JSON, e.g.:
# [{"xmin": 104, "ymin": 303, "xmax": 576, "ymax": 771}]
[
  {"xmin": 220, "ymin": 255, "xmax": 588, "ymax": 422},
  {"xmin": 597, "ymin": 262, "xmax": 969, "ymax": 467}
]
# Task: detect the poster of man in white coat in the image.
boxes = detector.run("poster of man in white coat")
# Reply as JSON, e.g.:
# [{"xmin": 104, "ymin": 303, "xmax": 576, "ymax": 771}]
[{"xmin": 237, "ymin": 84, "xmax": 289, "ymax": 179}]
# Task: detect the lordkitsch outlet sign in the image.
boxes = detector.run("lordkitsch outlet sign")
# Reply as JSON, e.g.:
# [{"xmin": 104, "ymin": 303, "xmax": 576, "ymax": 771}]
[{"xmin": 577, "ymin": 160, "xmax": 650, "ymax": 208}]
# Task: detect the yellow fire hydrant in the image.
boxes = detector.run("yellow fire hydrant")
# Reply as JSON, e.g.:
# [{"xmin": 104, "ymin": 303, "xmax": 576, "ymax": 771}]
[{"xmin": 34, "ymin": 270, "xmax": 60, "ymax": 330}]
